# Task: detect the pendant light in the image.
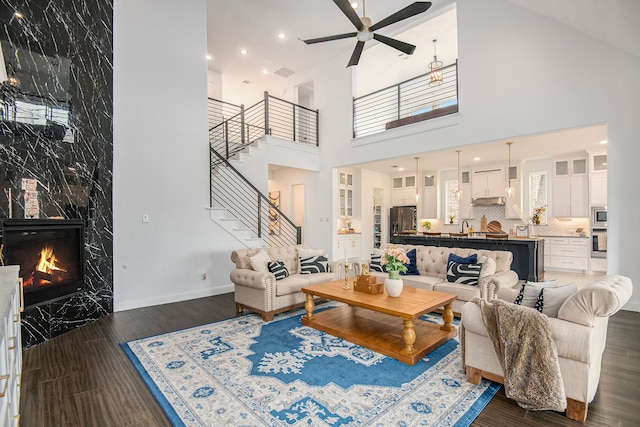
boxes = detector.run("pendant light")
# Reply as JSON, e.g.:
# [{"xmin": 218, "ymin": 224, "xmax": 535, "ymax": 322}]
[
  {"xmin": 428, "ymin": 39, "xmax": 443, "ymax": 87},
  {"xmin": 415, "ymin": 157, "xmax": 420, "ymax": 202},
  {"xmin": 505, "ymin": 142, "xmax": 514, "ymax": 197},
  {"xmin": 455, "ymin": 150, "xmax": 462, "ymax": 200}
]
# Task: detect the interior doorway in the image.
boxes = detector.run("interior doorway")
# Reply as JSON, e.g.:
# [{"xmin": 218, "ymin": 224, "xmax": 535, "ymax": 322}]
[{"xmin": 292, "ymin": 184, "xmax": 305, "ymax": 242}]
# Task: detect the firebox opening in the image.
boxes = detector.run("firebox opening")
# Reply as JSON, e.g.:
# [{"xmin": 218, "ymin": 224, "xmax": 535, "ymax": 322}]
[{"xmin": 2, "ymin": 219, "xmax": 85, "ymax": 307}]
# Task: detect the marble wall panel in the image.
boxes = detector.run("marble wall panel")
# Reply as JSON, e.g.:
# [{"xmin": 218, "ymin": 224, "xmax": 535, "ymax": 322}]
[{"xmin": 0, "ymin": 0, "xmax": 113, "ymax": 347}]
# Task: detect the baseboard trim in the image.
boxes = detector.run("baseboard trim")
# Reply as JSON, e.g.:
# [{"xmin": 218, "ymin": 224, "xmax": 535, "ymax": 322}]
[{"xmin": 114, "ymin": 284, "xmax": 234, "ymax": 312}]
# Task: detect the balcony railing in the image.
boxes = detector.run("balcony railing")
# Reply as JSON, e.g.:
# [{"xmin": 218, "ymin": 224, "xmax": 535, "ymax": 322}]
[
  {"xmin": 353, "ymin": 61, "xmax": 458, "ymax": 138},
  {"xmin": 209, "ymin": 92, "xmax": 318, "ymax": 165}
]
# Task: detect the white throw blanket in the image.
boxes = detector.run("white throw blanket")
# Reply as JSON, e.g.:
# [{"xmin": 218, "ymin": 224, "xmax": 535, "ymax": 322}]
[{"xmin": 474, "ymin": 298, "xmax": 566, "ymax": 412}]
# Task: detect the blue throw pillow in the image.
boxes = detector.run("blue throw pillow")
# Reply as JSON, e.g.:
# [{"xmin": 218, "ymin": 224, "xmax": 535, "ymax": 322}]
[
  {"xmin": 400, "ymin": 249, "xmax": 420, "ymax": 276},
  {"xmin": 447, "ymin": 253, "xmax": 478, "ymax": 265}
]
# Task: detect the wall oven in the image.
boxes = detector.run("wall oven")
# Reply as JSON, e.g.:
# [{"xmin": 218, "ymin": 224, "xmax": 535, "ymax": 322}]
[
  {"xmin": 591, "ymin": 227, "xmax": 607, "ymax": 258},
  {"xmin": 591, "ymin": 206, "xmax": 607, "ymax": 227}
]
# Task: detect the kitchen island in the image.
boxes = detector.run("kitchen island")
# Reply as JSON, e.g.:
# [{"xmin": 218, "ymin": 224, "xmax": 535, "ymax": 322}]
[{"xmin": 391, "ymin": 233, "xmax": 544, "ymax": 282}]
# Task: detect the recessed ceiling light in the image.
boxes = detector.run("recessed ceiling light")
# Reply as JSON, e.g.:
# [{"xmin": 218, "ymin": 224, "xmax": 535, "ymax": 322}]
[
  {"xmin": 398, "ymin": 167, "xmax": 404, "ymax": 171},
  {"xmin": 474, "ymin": 157, "xmax": 480, "ymax": 161},
  {"xmin": 13, "ymin": 11, "xmax": 23, "ymax": 19},
  {"xmin": 600, "ymin": 140, "xmax": 607, "ymax": 144},
  {"xmin": 278, "ymin": 33, "xmax": 286, "ymax": 39},
  {"xmin": 351, "ymin": 2, "xmax": 358, "ymax": 8},
  {"xmin": 240, "ymin": 49, "xmax": 248, "ymax": 55},
  {"xmin": 206, "ymin": 54, "xmax": 212, "ymax": 60},
  {"xmin": 262, "ymin": 69, "xmax": 268, "ymax": 74}
]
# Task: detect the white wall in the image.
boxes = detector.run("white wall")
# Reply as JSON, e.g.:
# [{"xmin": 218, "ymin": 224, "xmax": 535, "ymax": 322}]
[
  {"xmin": 294, "ymin": 0, "xmax": 640, "ymax": 310},
  {"xmin": 113, "ymin": 0, "xmax": 237, "ymax": 311}
]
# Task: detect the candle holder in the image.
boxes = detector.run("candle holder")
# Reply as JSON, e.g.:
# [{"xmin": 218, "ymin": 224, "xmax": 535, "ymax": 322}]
[{"xmin": 343, "ymin": 263, "xmax": 351, "ymax": 290}]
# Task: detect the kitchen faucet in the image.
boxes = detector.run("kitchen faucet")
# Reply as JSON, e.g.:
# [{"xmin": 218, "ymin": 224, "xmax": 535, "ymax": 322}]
[{"xmin": 460, "ymin": 220, "xmax": 469, "ymax": 234}]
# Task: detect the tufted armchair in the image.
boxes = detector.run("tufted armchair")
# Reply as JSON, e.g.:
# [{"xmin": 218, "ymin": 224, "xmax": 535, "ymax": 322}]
[
  {"xmin": 230, "ymin": 245, "xmax": 340, "ymax": 321},
  {"xmin": 461, "ymin": 275, "xmax": 633, "ymax": 422}
]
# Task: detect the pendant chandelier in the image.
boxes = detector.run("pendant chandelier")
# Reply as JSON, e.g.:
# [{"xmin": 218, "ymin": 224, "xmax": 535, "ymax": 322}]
[
  {"xmin": 505, "ymin": 142, "xmax": 514, "ymax": 197},
  {"xmin": 428, "ymin": 39, "xmax": 443, "ymax": 87},
  {"xmin": 455, "ymin": 150, "xmax": 462, "ymax": 200}
]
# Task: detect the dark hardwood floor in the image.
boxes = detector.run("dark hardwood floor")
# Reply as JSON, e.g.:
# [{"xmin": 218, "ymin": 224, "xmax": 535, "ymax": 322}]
[{"xmin": 19, "ymin": 293, "xmax": 640, "ymax": 426}]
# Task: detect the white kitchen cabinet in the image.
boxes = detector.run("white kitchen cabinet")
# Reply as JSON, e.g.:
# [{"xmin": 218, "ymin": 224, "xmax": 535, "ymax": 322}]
[
  {"xmin": 590, "ymin": 174, "xmax": 607, "ymax": 206},
  {"xmin": 421, "ymin": 173, "xmax": 438, "ymax": 219},
  {"xmin": 471, "ymin": 167, "xmax": 504, "ymax": 198},
  {"xmin": 391, "ymin": 174, "xmax": 417, "ymax": 206},
  {"xmin": 552, "ymin": 175, "xmax": 588, "ymax": 217},
  {"xmin": 590, "ymin": 153, "xmax": 607, "ymax": 174},
  {"xmin": 546, "ymin": 237, "xmax": 589, "ymax": 272},
  {"xmin": 337, "ymin": 233, "xmax": 361, "ymax": 260},
  {"xmin": 0, "ymin": 266, "xmax": 22, "ymax": 427},
  {"xmin": 590, "ymin": 257, "xmax": 607, "ymax": 274},
  {"xmin": 338, "ymin": 171, "xmax": 353, "ymax": 217}
]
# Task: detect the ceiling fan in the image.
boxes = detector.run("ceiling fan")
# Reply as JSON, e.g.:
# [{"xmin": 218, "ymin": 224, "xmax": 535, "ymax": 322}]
[{"xmin": 302, "ymin": 0, "xmax": 432, "ymax": 67}]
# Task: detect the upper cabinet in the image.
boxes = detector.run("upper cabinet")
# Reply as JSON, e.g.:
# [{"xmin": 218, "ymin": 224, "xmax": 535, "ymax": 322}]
[
  {"xmin": 589, "ymin": 152, "xmax": 608, "ymax": 205},
  {"xmin": 422, "ymin": 172, "xmax": 438, "ymax": 219},
  {"xmin": 391, "ymin": 174, "xmax": 417, "ymax": 206},
  {"xmin": 552, "ymin": 155, "xmax": 588, "ymax": 217},
  {"xmin": 471, "ymin": 167, "xmax": 504, "ymax": 198},
  {"xmin": 338, "ymin": 171, "xmax": 353, "ymax": 217}
]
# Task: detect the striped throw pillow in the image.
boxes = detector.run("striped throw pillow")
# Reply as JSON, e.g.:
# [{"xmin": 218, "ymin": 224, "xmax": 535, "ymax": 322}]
[
  {"xmin": 370, "ymin": 254, "xmax": 384, "ymax": 272},
  {"xmin": 300, "ymin": 255, "xmax": 328, "ymax": 274},
  {"xmin": 446, "ymin": 261, "xmax": 482, "ymax": 286},
  {"xmin": 267, "ymin": 260, "xmax": 289, "ymax": 280}
]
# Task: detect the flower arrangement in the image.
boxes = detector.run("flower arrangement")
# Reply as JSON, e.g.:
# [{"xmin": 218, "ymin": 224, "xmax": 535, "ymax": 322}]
[
  {"xmin": 532, "ymin": 206, "xmax": 546, "ymax": 225},
  {"xmin": 380, "ymin": 248, "xmax": 410, "ymax": 273}
]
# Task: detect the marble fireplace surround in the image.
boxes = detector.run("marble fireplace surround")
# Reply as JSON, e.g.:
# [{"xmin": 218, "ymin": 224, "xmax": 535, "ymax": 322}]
[{"xmin": 0, "ymin": 0, "xmax": 113, "ymax": 347}]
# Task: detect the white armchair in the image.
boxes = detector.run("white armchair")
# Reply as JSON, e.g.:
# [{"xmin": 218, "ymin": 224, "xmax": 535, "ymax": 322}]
[{"xmin": 461, "ymin": 275, "xmax": 633, "ymax": 422}]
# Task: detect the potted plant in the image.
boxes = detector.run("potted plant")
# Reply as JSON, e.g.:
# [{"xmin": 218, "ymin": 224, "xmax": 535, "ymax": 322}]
[
  {"xmin": 422, "ymin": 220, "xmax": 431, "ymax": 233},
  {"xmin": 379, "ymin": 248, "xmax": 410, "ymax": 297},
  {"xmin": 448, "ymin": 214, "xmax": 455, "ymax": 224}
]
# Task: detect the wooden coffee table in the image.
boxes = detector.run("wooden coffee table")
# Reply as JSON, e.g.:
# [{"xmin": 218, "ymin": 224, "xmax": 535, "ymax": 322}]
[{"xmin": 301, "ymin": 280, "xmax": 457, "ymax": 366}]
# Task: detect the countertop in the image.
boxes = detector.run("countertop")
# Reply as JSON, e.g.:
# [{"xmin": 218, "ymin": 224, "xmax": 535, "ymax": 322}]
[
  {"xmin": 537, "ymin": 234, "xmax": 589, "ymax": 239},
  {"xmin": 393, "ymin": 233, "xmax": 544, "ymax": 242}
]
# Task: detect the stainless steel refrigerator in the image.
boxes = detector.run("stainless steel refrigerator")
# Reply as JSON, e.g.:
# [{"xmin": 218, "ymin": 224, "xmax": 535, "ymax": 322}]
[{"xmin": 389, "ymin": 206, "xmax": 416, "ymax": 237}]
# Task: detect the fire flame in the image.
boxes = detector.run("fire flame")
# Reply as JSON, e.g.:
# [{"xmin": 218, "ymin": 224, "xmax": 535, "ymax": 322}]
[{"xmin": 37, "ymin": 246, "xmax": 67, "ymax": 275}]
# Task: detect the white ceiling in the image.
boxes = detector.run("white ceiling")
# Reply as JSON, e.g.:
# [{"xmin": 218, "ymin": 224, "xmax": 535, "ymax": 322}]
[{"xmin": 206, "ymin": 0, "xmax": 631, "ymax": 172}]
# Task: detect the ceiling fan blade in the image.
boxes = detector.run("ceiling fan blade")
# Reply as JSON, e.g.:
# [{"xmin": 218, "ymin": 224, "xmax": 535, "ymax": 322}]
[
  {"xmin": 373, "ymin": 33, "xmax": 416, "ymax": 55},
  {"xmin": 347, "ymin": 41, "xmax": 365, "ymax": 67},
  {"xmin": 333, "ymin": 0, "xmax": 364, "ymax": 31},
  {"xmin": 302, "ymin": 32, "xmax": 357, "ymax": 44},
  {"xmin": 369, "ymin": 2, "xmax": 432, "ymax": 32}
]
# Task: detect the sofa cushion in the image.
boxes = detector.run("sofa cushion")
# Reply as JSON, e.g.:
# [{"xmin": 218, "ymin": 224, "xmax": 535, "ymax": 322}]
[
  {"xmin": 536, "ymin": 282, "xmax": 577, "ymax": 317},
  {"xmin": 513, "ymin": 280, "xmax": 558, "ymax": 307},
  {"xmin": 300, "ymin": 255, "xmax": 329, "ymax": 274},
  {"xmin": 446, "ymin": 261, "xmax": 482, "ymax": 286},
  {"xmin": 478, "ymin": 255, "xmax": 497, "ymax": 277},
  {"xmin": 303, "ymin": 272, "xmax": 337, "ymax": 286},
  {"xmin": 268, "ymin": 261, "xmax": 289, "ymax": 280},
  {"xmin": 249, "ymin": 250, "xmax": 271, "ymax": 273},
  {"xmin": 275, "ymin": 274, "xmax": 311, "ymax": 296},
  {"xmin": 434, "ymin": 281, "xmax": 481, "ymax": 302},
  {"xmin": 400, "ymin": 248, "xmax": 420, "ymax": 276}
]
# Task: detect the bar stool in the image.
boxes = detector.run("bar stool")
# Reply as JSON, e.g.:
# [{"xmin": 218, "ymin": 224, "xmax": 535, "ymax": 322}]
[
  {"xmin": 486, "ymin": 233, "xmax": 509, "ymax": 251},
  {"xmin": 424, "ymin": 232, "xmax": 442, "ymax": 246},
  {"xmin": 449, "ymin": 232, "xmax": 468, "ymax": 248}
]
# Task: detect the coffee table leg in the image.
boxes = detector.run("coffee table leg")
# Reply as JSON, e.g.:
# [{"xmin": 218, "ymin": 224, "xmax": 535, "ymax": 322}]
[
  {"xmin": 402, "ymin": 319, "xmax": 416, "ymax": 353},
  {"xmin": 304, "ymin": 294, "xmax": 315, "ymax": 320},
  {"xmin": 441, "ymin": 302, "xmax": 455, "ymax": 331}
]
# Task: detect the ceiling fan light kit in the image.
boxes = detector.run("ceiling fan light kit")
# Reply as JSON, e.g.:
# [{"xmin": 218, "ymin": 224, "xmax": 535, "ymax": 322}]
[{"xmin": 302, "ymin": 0, "xmax": 433, "ymax": 66}]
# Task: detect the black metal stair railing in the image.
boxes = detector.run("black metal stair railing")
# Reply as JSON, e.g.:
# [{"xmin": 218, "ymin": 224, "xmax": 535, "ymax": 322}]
[
  {"xmin": 353, "ymin": 61, "xmax": 458, "ymax": 138},
  {"xmin": 208, "ymin": 91, "xmax": 318, "ymax": 166},
  {"xmin": 210, "ymin": 148, "xmax": 301, "ymax": 247}
]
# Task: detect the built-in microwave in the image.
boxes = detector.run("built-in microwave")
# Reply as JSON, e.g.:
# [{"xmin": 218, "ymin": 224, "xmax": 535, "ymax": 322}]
[{"xmin": 591, "ymin": 206, "xmax": 607, "ymax": 227}]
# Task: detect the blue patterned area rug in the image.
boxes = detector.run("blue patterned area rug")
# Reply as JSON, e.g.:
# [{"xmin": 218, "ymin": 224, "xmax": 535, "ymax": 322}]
[{"xmin": 121, "ymin": 303, "xmax": 500, "ymax": 426}]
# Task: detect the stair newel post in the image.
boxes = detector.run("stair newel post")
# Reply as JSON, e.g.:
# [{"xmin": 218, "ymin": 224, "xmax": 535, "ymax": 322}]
[
  {"xmin": 240, "ymin": 104, "xmax": 245, "ymax": 145},
  {"xmin": 296, "ymin": 226, "xmax": 302, "ymax": 244},
  {"xmin": 292, "ymin": 104, "xmax": 296, "ymax": 142},
  {"xmin": 257, "ymin": 196, "xmax": 262, "ymax": 238},
  {"xmin": 263, "ymin": 91, "xmax": 269, "ymax": 137},
  {"xmin": 224, "ymin": 120, "xmax": 229, "ymax": 159}
]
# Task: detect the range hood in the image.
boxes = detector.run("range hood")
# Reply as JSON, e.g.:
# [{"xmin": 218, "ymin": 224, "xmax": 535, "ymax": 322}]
[{"xmin": 470, "ymin": 196, "xmax": 506, "ymax": 206}]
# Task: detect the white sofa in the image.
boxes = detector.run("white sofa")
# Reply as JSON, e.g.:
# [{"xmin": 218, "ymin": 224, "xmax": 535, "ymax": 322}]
[
  {"xmin": 365, "ymin": 244, "xmax": 519, "ymax": 314},
  {"xmin": 461, "ymin": 275, "xmax": 633, "ymax": 422},
  {"xmin": 230, "ymin": 245, "xmax": 340, "ymax": 321}
]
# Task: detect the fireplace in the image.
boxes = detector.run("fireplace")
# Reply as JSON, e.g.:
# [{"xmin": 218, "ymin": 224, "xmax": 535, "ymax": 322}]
[{"xmin": 2, "ymin": 219, "xmax": 85, "ymax": 307}]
